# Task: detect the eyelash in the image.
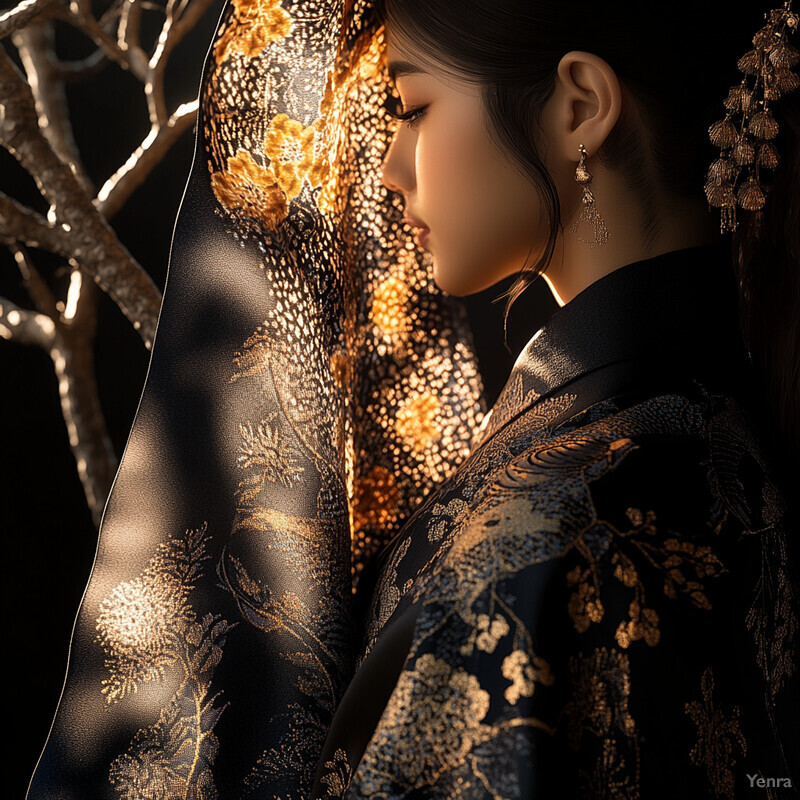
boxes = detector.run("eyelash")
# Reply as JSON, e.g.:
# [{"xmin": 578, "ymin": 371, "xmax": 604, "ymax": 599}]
[{"xmin": 384, "ymin": 94, "xmax": 427, "ymax": 128}]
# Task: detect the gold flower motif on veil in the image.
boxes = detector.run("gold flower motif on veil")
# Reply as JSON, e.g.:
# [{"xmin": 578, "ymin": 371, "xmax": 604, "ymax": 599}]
[
  {"xmin": 372, "ymin": 275, "xmax": 412, "ymax": 339},
  {"xmin": 265, "ymin": 113, "xmax": 322, "ymax": 199},
  {"xmin": 213, "ymin": 0, "xmax": 293, "ymax": 63},
  {"xmin": 396, "ymin": 392, "xmax": 442, "ymax": 452},
  {"xmin": 353, "ymin": 464, "xmax": 400, "ymax": 532},
  {"xmin": 211, "ymin": 87, "xmax": 337, "ymax": 228},
  {"xmin": 210, "ymin": 149, "xmax": 289, "ymax": 229}
]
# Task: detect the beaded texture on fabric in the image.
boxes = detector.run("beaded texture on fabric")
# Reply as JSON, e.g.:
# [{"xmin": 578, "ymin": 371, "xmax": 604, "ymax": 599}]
[{"xmin": 705, "ymin": 1, "xmax": 800, "ymax": 233}]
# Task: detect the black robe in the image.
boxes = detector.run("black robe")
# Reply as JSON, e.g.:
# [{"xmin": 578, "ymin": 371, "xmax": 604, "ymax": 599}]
[{"xmin": 311, "ymin": 242, "xmax": 800, "ymax": 799}]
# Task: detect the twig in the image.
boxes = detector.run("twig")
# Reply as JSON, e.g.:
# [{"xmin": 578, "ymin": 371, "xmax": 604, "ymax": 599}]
[
  {"xmin": 0, "ymin": 43, "xmax": 162, "ymax": 348},
  {"xmin": 0, "ymin": 0, "xmax": 61, "ymax": 39},
  {"xmin": 96, "ymin": 99, "xmax": 198, "ymax": 217},
  {"xmin": 0, "ymin": 293, "xmax": 55, "ymax": 348},
  {"xmin": 10, "ymin": 242, "xmax": 59, "ymax": 319},
  {"xmin": 11, "ymin": 19, "xmax": 94, "ymax": 194},
  {"xmin": 0, "ymin": 192, "xmax": 74, "ymax": 256}
]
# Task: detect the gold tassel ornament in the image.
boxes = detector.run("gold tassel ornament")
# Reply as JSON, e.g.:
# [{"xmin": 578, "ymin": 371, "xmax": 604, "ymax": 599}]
[
  {"xmin": 705, "ymin": 1, "xmax": 800, "ymax": 233},
  {"xmin": 567, "ymin": 143, "xmax": 610, "ymax": 248}
]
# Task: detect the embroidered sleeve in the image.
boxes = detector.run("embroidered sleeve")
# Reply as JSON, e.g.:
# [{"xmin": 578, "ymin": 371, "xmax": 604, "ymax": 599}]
[{"xmin": 346, "ymin": 403, "xmax": 798, "ymax": 798}]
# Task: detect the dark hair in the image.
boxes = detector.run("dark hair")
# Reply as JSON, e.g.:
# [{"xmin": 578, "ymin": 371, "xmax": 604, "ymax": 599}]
[{"xmin": 375, "ymin": 0, "xmax": 800, "ymax": 478}]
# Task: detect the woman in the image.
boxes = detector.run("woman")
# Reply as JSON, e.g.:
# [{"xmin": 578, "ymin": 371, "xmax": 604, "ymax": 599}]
[
  {"xmin": 309, "ymin": 0, "xmax": 800, "ymax": 796},
  {"xmin": 27, "ymin": 0, "xmax": 798, "ymax": 798}
]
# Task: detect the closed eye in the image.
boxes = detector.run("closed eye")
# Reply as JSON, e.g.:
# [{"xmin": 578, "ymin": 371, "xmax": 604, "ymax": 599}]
[{"xmin": 383, "ymin": 93, "xmax": 427, "ymax": 128}]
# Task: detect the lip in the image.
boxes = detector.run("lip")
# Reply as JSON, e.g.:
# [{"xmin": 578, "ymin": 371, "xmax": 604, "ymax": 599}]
[{"xmin": 403, "ymin": 215, "xmax": 430, "ymax": 247}]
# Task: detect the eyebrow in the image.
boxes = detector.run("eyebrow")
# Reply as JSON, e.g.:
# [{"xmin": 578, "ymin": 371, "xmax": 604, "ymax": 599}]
[{"xmin": 387, "ymin": 59, "xmax": 426, "ymax": 84}]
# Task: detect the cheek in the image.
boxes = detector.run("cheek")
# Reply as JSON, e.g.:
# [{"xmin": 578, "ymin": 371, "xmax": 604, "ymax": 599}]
[
  {"xmin": 415, "ymin": 118, "xmax": 543, "ymax": 291},
  {"xmin": 415, "ymin": 110, "xmax": 487, "ymax": 222}
]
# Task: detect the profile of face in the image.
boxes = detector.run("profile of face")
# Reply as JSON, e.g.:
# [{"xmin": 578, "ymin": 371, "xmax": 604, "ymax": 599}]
[{"xmin": 380, "ymin": 34, "xmax": 545, "ymax": 297}]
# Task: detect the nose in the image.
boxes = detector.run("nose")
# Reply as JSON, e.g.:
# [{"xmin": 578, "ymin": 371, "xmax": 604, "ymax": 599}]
[{"xmin": 380, "ymin": 127, "xmax": 416, "ymax": 195}]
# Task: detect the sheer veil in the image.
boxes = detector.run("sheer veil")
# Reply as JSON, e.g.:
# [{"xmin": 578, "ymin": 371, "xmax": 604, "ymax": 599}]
[{"xmin": 27, "ymin": 1, "xmax": 487, "ymax": 797}]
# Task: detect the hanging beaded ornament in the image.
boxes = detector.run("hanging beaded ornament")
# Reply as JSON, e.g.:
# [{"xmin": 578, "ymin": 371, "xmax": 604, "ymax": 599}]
[
  {"xmin": 704, "ymin": 0, "xmax": 800, "ymax": 233},
  {"xmin": 567, "ymin": 143, "xmax": 610, "ymax": 247}
]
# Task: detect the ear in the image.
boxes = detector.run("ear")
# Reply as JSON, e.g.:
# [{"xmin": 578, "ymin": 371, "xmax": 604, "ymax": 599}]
[{"xmin": 548, "ymin": 50, "xmax": 623, "ymax": 163}]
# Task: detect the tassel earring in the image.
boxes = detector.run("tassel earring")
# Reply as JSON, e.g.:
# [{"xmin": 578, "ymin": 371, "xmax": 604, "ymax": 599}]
[{"xmin": 567, "ymin": 143, "xmax": 610, "ymax": 247}]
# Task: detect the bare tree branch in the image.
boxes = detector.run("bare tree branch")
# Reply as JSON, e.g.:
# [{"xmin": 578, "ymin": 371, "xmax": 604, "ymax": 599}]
[
  {"xmin": 2, "ymin": 0, "xmax": 218, "ymax": 527},
  {"xmin": 0, "ymin": 43, "xmax": 162, "ymax": 348},
  {"xmin": 50, "ymin": 45, "xmax": 108, "ymax": 81},
  {"xmin": 96, "ymin": 99, "xmax": 198, "ymax": 217},
  {"xmin": 11, "ymin": 18, "xmax": 94, "ymax": 194},
  {"xmin": 2, "ymin": 267, "xmax": 120, "ymax": 526},
  {"xmin": 0, "ymin": 293, "xmax": 55, "ymax": 348},
  {"xmin": 0, "ymin": 192, "xmax": 73, "ymax": 255},
  {"xmin": 155, "ymin": 0, "xmax": 216, "ymax": 62},
  {"xmin": 1, "ymin": 273, "xmax": 121, "ymax": 531},
  {"xmin": 146, "ymin": 0, "xmax": 217, "ymax": 126},
  {"xmin": 0, "ymin": 0, "xmax": 61, "ymax": 39},
  {"xmin": 49, "ymin": 274, "xmax": 120, "ymax": 529},
  {"xmin": 67, "ymin": 0, "xmax": 147, "ymax": 77},
  {"xmin": 119, "ymin": 0, "xmax": 142, "ymax": 48},
  {"xmin": 10, "ymin": 242, "xmax": 59, "ymax": 318}
]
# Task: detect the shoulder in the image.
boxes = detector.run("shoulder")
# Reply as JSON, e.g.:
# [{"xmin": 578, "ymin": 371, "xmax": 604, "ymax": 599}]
[
  {"xmin": 410, "ymin": 380, "xmax": 795, "ymax": 705},
  {"xmin": 350, "ymin": 386, "xmax": 799, "ymax": 799}
]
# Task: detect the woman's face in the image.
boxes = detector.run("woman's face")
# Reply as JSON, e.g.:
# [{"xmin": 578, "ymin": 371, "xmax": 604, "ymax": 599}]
[{"xmin": 380, "ymin": 34, "xmax": 546, "ymax": 297}]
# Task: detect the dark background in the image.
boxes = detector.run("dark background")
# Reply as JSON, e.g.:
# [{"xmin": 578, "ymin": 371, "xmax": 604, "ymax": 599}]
[{"xmin": 0, "ymin": 3, "xmax": 557, "ymax": 795}]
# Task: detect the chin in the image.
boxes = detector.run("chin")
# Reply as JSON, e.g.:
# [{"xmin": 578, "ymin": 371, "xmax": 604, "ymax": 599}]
[
  {"xmin": 431, "ymin": 257, "xmax": 481, "ymax": 297},
  {"xmin": 435, "ymin": 266, "xmax": 507, "ymax": 298},
  {"xmin": 432, "ymin": 266, "xmax": 467, "ymax": 297}
]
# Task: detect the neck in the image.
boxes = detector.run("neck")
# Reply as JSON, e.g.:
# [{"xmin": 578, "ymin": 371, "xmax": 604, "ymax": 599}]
[{"xmin": 543, "ymin": 177, "xmax": 722, "ymax": 307}]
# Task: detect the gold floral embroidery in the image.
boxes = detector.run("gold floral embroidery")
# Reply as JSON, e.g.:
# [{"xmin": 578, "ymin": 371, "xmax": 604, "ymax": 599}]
[
  {"xmin": 210, "ymin": 109, "xmax": 328, "ymax": 229},
  {"xmin": 236, "ymin": 411, "xmax": 306, "ymax": 500},
  {"xmin": 615, "ymin": 599, "xmax": 661, "ymax": 648},
  {"xmin": 703, "ymin": 396, "xmax": 797, "ymax": 702},
  {"xmin": 317, "ymin": 748, "xmax": 354, "ymax": 798},
  {"xmin": 476, "ymin": 613, "xmax": 511, "ymax": 654},
  {"xmin": 746, "ymin": 550, "xmax": 799, "ymax": 700},
  {"xmin": 567, "ymin": 564, "xmax": 605, "ymax": 632},
  {"xmin": 96, "ymin": 523, "xmax": 234, "ymax": 799},
  {"xmin": 685, "ymin": 666, "xmax": 747, "ymax": 799},
  {"xmin": 563, "ymin": 648, "xmax": 636, "ymax": 750},
  {"xmin": 210, "ymin": 149, "xmax": 289, "ymax": 230},
  {"xmin": 355, "ymin": 652, "xmax": 492, "ymax": 789},
  {"xmin": 212, "ymin": 0, "xmax": 293, "ymax": 63},
  {"xmin": 243, "ymin": 703, "xmax": 333, "ymax": 797},
  {"xmin": 96, "ymin": 572, "xmax": 191, "ymax": 703},
  {"xmin": 96, "ymin": 523, "xmax": 221, "ymax": 700},
  {"xmin": 219, "ymin": 539, "xmax": 351, "ymax": 796},
  {"xmin": 501, "ymin": 649, "xmax": 554, "ymax": 704},
  {"xmin": 264, "ymin": 113, "xmax": 322, "ymax": 198},
  {"xmin": 396, "ymin": 391, "xmax": 442, "ymax": 452},
  {"xmin": 659, "ymin": 538, "xmax": 723, "ymax": 608},
  {"xmin": 563, "ymin": 648, "xmax": 641, "ymax": 798},
  {"xmin": 580, "ymin": 739, "xmax": 640, "ymax": 800},
  {"xmin": 427, "ymin": 497, "xmax": 470, "ymax": 544},
  {"xmin": 566, "ymin": 504, "xmax": 725, "ymax": 649},
  {"xmin": 372, "ymin": 275, "xmax": 412, "ymax": 338}
]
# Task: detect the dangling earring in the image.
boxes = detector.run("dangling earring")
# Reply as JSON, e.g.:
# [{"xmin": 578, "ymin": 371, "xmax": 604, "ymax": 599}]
[{"xmin": 567, "ymin": 143, "xmax": 610, "ymax": 247}]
